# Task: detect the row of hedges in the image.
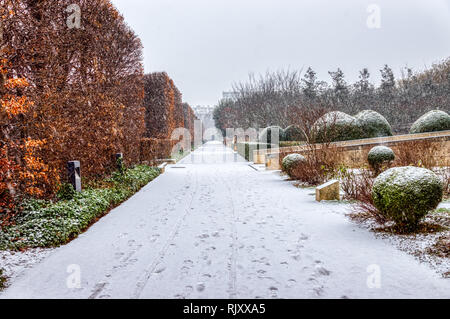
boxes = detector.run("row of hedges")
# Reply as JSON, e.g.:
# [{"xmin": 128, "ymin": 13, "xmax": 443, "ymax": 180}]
[
  {"xmin": 1, "ymin": 1, "xmax": 198, "ymax": 217},
  {"xmin": 1, "ymin": 0, "xmax": 145, "ymax": 205},
  {"xmin": 258, "ymin": 109, "xmax": 449, "ymax": 145},
  {"xmin": 143, "ymin": 72, "xmax": 197, "ymax": 140},
  {"xmin": 312, "ymin": 110, "xmax": 393, "ymax": 143},
  {"xmin": 257, "ymin": 109, "xmax": 394, "ymax": 144},
  {"xmin": 312, "ymin": 109, "xmax": 449, "ymax": 143}
]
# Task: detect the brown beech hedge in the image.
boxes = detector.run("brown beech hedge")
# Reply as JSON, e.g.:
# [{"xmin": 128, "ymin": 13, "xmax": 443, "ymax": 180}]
[
  {"xmin": 143, "ymin": 72, "xmax": 197, "ymax": 140},
  {"xmin": 1, "ymin": 0, "xmax": 198, "ymax": 209},
  {"xmin": 1, "ymin": 0, "xmax": 144, "ymax": 185}
]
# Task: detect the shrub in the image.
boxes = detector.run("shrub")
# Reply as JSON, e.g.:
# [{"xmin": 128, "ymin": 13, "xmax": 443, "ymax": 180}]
[
  {"xmin": 355, "ymin": 110, "xmax": 393, "ymax": 138},
  {"xmin": 282, "ymin": 154, "xmax": 306, "ymax": 177},
  {"xmin": 0, "ymin": 165, "xmax": 160, "ymax": 250},
  {"xmin": 284, "ymin": 125, "xmax": 305, "ymax": 141},
  {"xmin": 410, "ymin": 110, "xmax": 450, "ymax": 134},
  {"xmin": 312, "ymin": 111, "xmax": 362, "ymax": 143},
  {"xmin": 372, "ymin": 166, "xmax": 443, "ymax": 230},
  {"xmin": 259, "ymin": 126, "xmax": 285, "ymax": 144},
  {"xmin": 395, "ymin": 139, "xmax": 439, "ymax": 168},
  {"xmin": 281, "ymin": 144, "xmax": 340, "ymax": 186},
  {"xmin": 0, "ymin": 268, "xmax": 5, "ymax": 290},
  {"xmin": 367, "ymin": 146, "xmax": 395, "ymax": 173},
  {"xmin": 338, "ymin": 167, "xmax": 388, "ymax": 223},
  {"xmin": 56, "ymin": 183, "xmax": 77, "ymax": 201}
]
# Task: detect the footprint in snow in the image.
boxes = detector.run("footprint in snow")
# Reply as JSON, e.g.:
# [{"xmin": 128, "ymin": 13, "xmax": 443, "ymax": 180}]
[
  {"xmin": 299, "ymin": 234, "xmax": 309, "ymax": 241},
  {"xmin": 315, "ymin": 265, "xmax": 331, "ymax": 277},
  {"xmin": 183, "ymin": 260, "xmax": 194, "ymax": 266},
  {"xmin": 287, "ymin": 279, "xmax": 297, "ymax": 287},
  {"xmin": 196, "ymin": 283, "xmax": 206, "ymax": 292},
  {"xmin": 154, "ymin": 266, "xmax": 166, "ymax": 274}
]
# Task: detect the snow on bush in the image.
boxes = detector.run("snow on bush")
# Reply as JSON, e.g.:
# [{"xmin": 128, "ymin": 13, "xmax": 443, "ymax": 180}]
[
  {"xmin": 282, "ymin": 153, "xmax": 305, "ymax": 176},
  {"xmin": 312, "ymin": 111, "xmax": 362, "ymax": 142},
  {"xmin": 259, "ymin": 126, "xmax": 285, "ymax": 144},
  {"xmin": 367, "ymin": 146, "xmax": 395, "ymax": 169},
  {"xmin": 372, "ymin": 166, "xmax": 443, "ymax": 229},
  {"xmin": 355, "ymin": 110, "xmax": 393, "ymax": 138},
  {"xmin": 410, "ymin": 110, "xmax": 450, "ymax": 134},
  {"xmin": 284, "ymin": 125, "xmax": 305, "ymax": 141}
]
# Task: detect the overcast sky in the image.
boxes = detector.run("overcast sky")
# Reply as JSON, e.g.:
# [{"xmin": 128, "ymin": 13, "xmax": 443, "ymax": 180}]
[{"xmin": 111, "ymin": 0, "xmax": 450, "ymax": 106}]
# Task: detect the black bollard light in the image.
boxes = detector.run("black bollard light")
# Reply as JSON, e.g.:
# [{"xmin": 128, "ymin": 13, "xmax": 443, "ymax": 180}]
[
  {"xmin": 115, "ymin": 153, "xmax": 124, "ymax": 173},
  {"xmin": 67, "ymin": 161, "xmax": 81, "ymax": 192}
]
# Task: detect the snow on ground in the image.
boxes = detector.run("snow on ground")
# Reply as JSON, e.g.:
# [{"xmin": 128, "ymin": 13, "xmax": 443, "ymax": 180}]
[
  {"xmin": 0, "ymin": 249, "xmax": 54, "ymax": 289},
  {"xmin": 0, "ymin": 141, "xmax": 449, "ymax": 299}
]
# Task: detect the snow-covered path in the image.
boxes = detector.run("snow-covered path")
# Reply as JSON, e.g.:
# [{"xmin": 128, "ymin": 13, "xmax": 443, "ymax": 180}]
[{"xmin": 1, "ymin": 142, "xmax": 449, "ymax": 299}]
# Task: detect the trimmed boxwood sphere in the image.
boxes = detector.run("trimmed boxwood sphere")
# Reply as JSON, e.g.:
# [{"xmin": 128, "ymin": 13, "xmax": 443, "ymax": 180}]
[
  {"xmin": 312, "ymin": 111, "xmax": 362, "ymax": 143},
  {"xmin": 372, "ymin": 166, "xmax": 443, "ymax": 229},
  {"xmin": 367, "ymin": 146, "xmax": 395, "ymax": 168},
  {"xmin": 282, "ymin": 153, "xmax": 305, "ymax": 176},
  {"xmin": 355, "ymin": 110, "xmax": 393, "ymax": 138},
  {"xmin": 259, "ymin": 126, "xmax": 285, "ymax": 144},
  {"xmin": 410, "ymin": 110, "xmax": 450, "ymax": 134},
  {"xmin": 284, "ymin": 125, "xmax": 305, "ymax": 141}
]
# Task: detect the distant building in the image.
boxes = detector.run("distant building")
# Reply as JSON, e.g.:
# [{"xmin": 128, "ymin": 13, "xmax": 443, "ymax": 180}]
[{"xmin": 193, "ymin": 105, "xmax": 215, "ymax": 130}]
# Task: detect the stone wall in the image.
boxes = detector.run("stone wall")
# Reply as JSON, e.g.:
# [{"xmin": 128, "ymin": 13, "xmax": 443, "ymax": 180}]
[{"xmin": 254, "ymin": 130, "xmax": 450, "ymax": 167}]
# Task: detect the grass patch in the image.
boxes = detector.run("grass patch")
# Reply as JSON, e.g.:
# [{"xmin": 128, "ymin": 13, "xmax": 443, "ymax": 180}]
[{"xmin": 0, "ymin": 165, "xmax": 160, "ymax": 250}]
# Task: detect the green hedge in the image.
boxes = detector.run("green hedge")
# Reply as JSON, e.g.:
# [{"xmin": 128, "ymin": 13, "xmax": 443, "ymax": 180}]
[
  {"xmin": 236, "ymin": 142, "xmax": 274, "ymax": 161},
  {"xmin": 312, "ymin": 111, "xmax": 363, "ymax": 143},
  {"xmin": 355, "ymin": 110, "xmax": 393, "ymax": 138},
  {"xmin": 410, "ymin": 110, "xmax": 450, "ymax": 134},
  {"xmin": 0, "ymin": 165, "xmax": 161, "ymax": 250},
  {"xmin": 284, "ymin": 125, "xmax": 305, "ymax": 142},
  {"xmin": 258, "ymin": 126, "xmax": 285, "ymax": 144},
  {"xmin": 372, "ymin": 166, "xmax": 443, "ymax": 230},
  {"xmin": 367, "ymin": 146, "xmax": 395, "ymax": 171},
  {"xmin": 282, "ymin": 153, "xmax": 306, "ymax": 177}
]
